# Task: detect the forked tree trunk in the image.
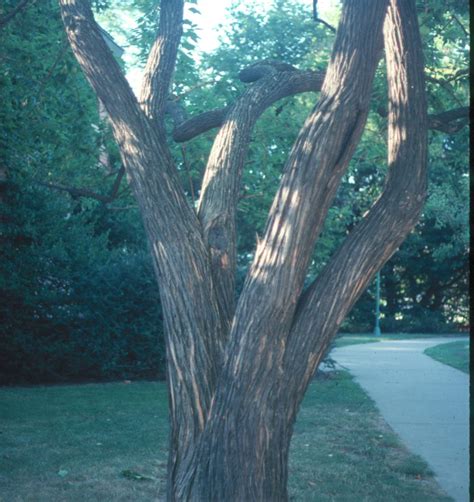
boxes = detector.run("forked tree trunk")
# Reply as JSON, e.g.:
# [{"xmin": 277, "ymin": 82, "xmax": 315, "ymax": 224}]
[
  {"xmin": 174, "ymin": 0, "xmax": 427, "ymax": 500},
  {"xmin": 59, "ymin": 0, "xmax": 428, "ymax": 500}
]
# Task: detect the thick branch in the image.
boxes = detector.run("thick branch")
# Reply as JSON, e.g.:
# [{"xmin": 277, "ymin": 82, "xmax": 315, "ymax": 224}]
[
  {"xmin": 172, "ymin": 69, "xmax": 324, "ymax": 142},
  {"xmin": 171, "ymin": 66, "xmax": 467, "ymax": 142},
  {"xmin": 284, "ymin": 0, "xmax": 428, "ymax": 413},
  {"xmin": 224, "ymin": 0, "xmax": 387, "ymax": 380},
  {"xmin": 172, "ymin": 106, "xmax": 229, "ymax": 142},
  {"xmin": 196, "ymin": 68, "xmax": 325, "ymax": 328},
  {"xmin": 428, "ymin": 106, "xmax": 469, "ymax": 133},
  {"xmin": 58, "ymin": 0, "xmax": 147, "ymax": 138},
  {"xmin": 178, "ymin": 1, "xmax": 390, "ymax": 498},
  {"xmin": 140, "ymin": 0, "xmax": 184, "ymax": 123}
]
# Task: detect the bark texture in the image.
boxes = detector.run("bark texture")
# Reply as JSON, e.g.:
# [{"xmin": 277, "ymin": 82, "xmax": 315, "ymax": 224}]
[
  {"xmin": 197, "ymin": 67, "xmax": 325, "ymax": 330},
  {"xmin": 58, "ymin": 0, "xmax": 433, "ymax": 500},
  {"xmin": 176, "ymin": 0, "xmax": 390, "ymax": 499},
  {"xmin": 281, "ymin": 0, "xmax": 428, "ymax": 426},
  {"xmin": 58, "ymin": 1, "xmax": 225, "ymax": 495}
]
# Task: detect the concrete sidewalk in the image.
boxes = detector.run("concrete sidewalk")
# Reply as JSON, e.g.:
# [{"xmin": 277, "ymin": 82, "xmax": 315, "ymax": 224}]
[{"xmin": 331, "ymin": 338, "xmax": 469, "ymax": 502}]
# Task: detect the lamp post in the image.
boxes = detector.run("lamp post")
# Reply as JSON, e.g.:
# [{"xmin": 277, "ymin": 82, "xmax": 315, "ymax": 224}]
[{"xmin": 374, "ymin": 271, "xmax": 381, "ymax": 336}]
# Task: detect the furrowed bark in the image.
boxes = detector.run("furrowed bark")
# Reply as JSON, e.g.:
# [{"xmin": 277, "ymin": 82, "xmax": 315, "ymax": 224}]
[
  {"xmin": 176, "ymin": 1, "xmax": 389, "ymax": 499},
  {"xmin": 282, "ymin": 0, "xmax": 428, "ymax": 435},
  {"xmin": 197, "ymin": 68, "xmax": 325, "ymax": 330},
  {"xmin": 139, "ymin": 0, "xmax": 184, "ymax": 126},
  {"xmin": 58, "ymin": 1, "xmax": 225, "ymax": 496}
]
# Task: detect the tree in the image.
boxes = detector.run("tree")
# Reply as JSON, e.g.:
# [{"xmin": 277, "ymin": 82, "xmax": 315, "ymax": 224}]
[{"xmin": 56, "ymin": 0, "xmax": 463, "ymax": 499}]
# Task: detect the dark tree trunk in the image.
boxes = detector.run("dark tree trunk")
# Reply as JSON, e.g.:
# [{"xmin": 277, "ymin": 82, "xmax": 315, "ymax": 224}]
[{"xmin": 58, "ymin": 0, "xmax": 433, "ymax": 500}]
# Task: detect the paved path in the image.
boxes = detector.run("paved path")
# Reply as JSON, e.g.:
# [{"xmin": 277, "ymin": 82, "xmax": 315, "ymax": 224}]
[{"xmin": 331, "ymin": 338, "xmax": 469, "ymax": 502}]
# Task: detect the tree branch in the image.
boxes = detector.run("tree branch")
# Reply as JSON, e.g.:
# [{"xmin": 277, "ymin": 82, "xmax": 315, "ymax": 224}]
[
  {"xmin": 172, "ymin": 106, "xmax": 229, "ymax": 142},
  {"xmin": 452, "ymin": 13, "xmax": 469, "ymax": 38},
  {"xmin": 171, "ymin": 65, "xmax": 467, "ymax": 143},
  {"xmin": 427, "ymin": 68, "xmax": 469, "ymax": 83},
  {"xmin": 37, "ymin": 166, "xmax": 126, "ymax": 203},
  {"xmin": 0, "ymin": 0, "xmax": 31, "ymax": 29},
  {"xmin": 172, "ymin": 68, "xmax": 324, "ymax": 142},
  {"xmin": 196, "ymin": 67, "xmax": 325, "ymax": 329},
  {"xmin": 314, "ymin": 17, "xmax": 336, "ymax": 33},
  {"xmin": 139, "ymin": 0, "xmax": 184, "ymax": 124},
  {"xmin": 284, "ymin": 0, "xmax": 428, "ymax": 409},
  {"xmin": 58, "ymin": 0, "xmax": 146, "ymax": 137},
  {"xmin": 428, "ymin": 106, "xmax": 469, "ymax": 133},
  {"xmin": 312, "ymin": 0, "xmax": 336, "ymax": 33}
]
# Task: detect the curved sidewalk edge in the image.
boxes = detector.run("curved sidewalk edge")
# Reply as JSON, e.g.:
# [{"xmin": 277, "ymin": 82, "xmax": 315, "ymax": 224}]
[{"xmin": 331, "ymin": 337, "xmax": 469, "ymax": 502}]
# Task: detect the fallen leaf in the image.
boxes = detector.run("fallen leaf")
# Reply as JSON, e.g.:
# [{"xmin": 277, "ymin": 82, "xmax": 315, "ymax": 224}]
[{"xmin": 121, "ymin": 470, "xmax": 153, "ymax": 482}]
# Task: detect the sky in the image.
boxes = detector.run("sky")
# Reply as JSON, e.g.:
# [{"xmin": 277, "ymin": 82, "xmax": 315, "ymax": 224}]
[
  {"xmin": 190, "ymin": 0, "xmax": 334, "ymax": 53},
  {"xmin": 102, "ymin": 0, "xmax": 337, "ymax": 95}
]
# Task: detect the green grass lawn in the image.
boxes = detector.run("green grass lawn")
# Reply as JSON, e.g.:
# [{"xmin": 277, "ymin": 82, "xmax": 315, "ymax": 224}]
[
  {"xmin": 0, "ymin": 373, "xmax": 450, "ymax": 501},
  {"xmin": 424, "ymin": 340, "xmax": 470, "ymax": 374}
]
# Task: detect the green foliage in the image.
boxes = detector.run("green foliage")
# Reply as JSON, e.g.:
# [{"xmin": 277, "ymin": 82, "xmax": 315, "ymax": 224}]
[{"xmin": 0, "ymin": 0, "xmax": 165, "ymax": 384}]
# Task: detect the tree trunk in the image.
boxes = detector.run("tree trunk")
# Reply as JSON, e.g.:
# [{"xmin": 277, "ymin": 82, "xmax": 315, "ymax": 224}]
[
  {"xmin": 58, "ymin": 0, "xmax": 429, "ymax": 499},
  {"xmin": 173, "ymin": 0, "xmax": 391, "ymax": 498}
]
